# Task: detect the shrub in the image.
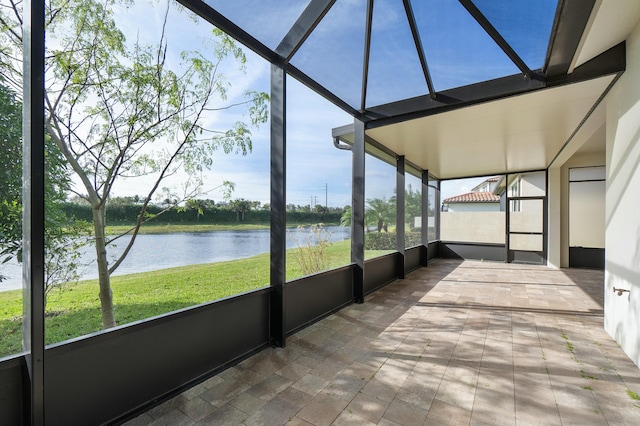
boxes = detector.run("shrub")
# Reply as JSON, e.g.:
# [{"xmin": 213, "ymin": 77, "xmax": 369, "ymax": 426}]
[
  {"xmin": 290, "ymin": 224, "xmax": 332, "ymax": 276},
  {"xmin": 365, "ymin": 231, "xmax": 422, "ymax": 250}
]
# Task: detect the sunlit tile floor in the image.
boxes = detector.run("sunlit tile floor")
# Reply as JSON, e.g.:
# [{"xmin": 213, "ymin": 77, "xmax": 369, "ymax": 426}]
[{"xmin": 122, "ymin": 259, "xmax": 640, "ymax": 425}]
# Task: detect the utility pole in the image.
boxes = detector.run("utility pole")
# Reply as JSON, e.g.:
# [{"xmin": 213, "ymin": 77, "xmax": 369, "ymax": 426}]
[{"xmin": 325, "ymin": 183, "xmax": 328, "ymax": 209}]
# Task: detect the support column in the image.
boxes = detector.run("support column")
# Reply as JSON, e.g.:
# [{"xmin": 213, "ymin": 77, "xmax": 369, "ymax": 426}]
[
  {"xmin": 270, "ymin": 64, "xmax": 286, "ymax": 347},
  {"xmin": 23, "ymin": 0, "xmax": 46, "ymax": 422},
  {"xmin": 547, "ymin": 166, "xmax": 562, "ymax": 268},
  {"xmin": 435, "ymin": 179, "xmax": 441, "ymax": 242},
  {"xmin": 396, "ymin": 156, "xmax": 405, "ymax": 278},
  {"xmin": 421, "ymin": 170, "xmax": 429, "ymax": 266},
  {"xmin": 352, "ymin": 119, "xmax": 365, "ymax": 303}
]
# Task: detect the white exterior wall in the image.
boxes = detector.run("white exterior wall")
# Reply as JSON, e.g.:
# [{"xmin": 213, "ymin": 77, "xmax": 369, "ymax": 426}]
[
  {"xmin": 520, "ymin": 171, "xmax": 546, "ymax": 197},
  {"xmin": 605, "ymin": 19, "xmax": 640, "ymax": 367},
  {"xmin": 440, "ymin": 212, "xmax": 505, "ymax": 243}
]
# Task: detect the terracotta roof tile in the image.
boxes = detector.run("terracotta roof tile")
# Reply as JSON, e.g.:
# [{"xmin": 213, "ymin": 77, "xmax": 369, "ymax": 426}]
[{"xmin": 443, "ymin": 192, "xmax": 500, "ymax": 203}]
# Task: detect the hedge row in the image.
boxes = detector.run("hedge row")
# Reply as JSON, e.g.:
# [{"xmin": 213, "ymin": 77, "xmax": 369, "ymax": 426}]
[
  {"xmin": 60, "ymin": 203, "xmax": 341, "ymax": 225},
  {"xmin": 365, "ymin": 231, "xmax": 422, "ymax": 250}
]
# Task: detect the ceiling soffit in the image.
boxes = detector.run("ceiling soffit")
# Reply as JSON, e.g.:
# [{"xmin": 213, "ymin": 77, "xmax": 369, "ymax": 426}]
[{"xmin": 365, "ymin": 75, "xmax": 615, "ymax": 179}]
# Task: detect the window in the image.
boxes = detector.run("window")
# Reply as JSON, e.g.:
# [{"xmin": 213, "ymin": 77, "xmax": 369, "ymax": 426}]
[
  {"xmin": 365, "ymin": 147, "xmax": 397, "ymax": 258},
  {"xmin": 405, "ymin": 168, "xmax": 422, "ymax": 248},
  {"xmin": 440, "ymin": 176, "xmax": 504, "ymax": 244},
  {"xmin": 285, "ymin": 78, "xmax": 352, "ymax": 280}
]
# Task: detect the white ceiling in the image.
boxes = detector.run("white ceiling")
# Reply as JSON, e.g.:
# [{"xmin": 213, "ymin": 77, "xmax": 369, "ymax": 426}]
[
  {"xmin": 361, "ymin": 0, "xmax": 639, "ymax": 180},
  {"xmin": 366, "ymin": 75, "xmax": 614, "ymax": 179}
]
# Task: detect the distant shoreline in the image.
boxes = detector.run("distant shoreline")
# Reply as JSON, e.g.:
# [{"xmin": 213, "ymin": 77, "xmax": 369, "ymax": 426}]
[{"xmin": 105, "ymin": 221, "xmax": 340, "ymax": 235}]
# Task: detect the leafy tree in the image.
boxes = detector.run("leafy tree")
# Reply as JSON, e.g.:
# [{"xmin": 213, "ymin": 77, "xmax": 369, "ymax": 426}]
[
  {"xmin": 0, "ymin": 80, "xmax": 89, "ymax": 299},
  {"xmin": 389, "ymin": 184, "xmax": 422, "ymax": 231},
  {"xmin": 227, "ymin": 198, "xmax": 253, "ymax": 222},
  {"xmin": 1, "ymin": 0, "xmax": 268, "ymax": 328},
  {"xmin": 180, "ymin": 198, "xmax": 215, "ymax": 220},
  {"xmin": 0, "ymin": 81, "xmax": 23, "ymax": 280},
  {"xmin": 404, "ymin": 184, "xmax": 422, "ymax": 230}
]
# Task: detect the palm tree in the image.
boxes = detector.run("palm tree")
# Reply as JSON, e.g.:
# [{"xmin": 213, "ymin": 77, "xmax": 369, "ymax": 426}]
[{"xmin": 366, "ymin": 197, "xmax": 394, "ymax": 232}]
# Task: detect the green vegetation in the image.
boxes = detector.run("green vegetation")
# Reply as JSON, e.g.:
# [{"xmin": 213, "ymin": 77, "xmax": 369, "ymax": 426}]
[
  {"xmin": 290, "ymin": 224, "xmax": 332, "ymax": 276},
  {"xmin": 0, "ymin": 80, "xmax": 88, "ymax": 294},
  {"xmin": 0, "ymin": 239, "xmax": 391, "ymax": 357},
  {"xmin": 342, "ymin": 185, "xmax": 432, "ymax": 251},
  {"xmin": 64, "ymin": 200, "xmax": 344, "ymax": 229},
  {"xmin": 628, "ymin": 389, "xmax": 640, "ymax": 401}
]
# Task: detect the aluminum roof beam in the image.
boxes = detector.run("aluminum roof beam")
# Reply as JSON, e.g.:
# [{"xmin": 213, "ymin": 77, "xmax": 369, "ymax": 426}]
[
  {"xmin": 402, "ymin": 0, "xmax": 437, "ymax": 100},
  {"xmin": 458, "ymin": 0, "xmax": 539, "ymax": 81},
  {"xmin": 545, "ymin": 0, "xmax": 598, "ymax": 76},
  {"xmin": 177, "ymin": 0, "xmax": 281, "ymax": 65},
  {"xmin": 360, "ymin": 0, "xmax": 375, "ymax": 112},
  {"xmin": 275, "ymin": 0, "xmax": 336, "ymax": 61}
]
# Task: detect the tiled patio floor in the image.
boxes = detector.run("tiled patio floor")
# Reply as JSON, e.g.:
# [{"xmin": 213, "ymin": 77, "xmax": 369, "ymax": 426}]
[{"xmin": 123, "ymin": 259, "xmax": 640, "ymax": 425}]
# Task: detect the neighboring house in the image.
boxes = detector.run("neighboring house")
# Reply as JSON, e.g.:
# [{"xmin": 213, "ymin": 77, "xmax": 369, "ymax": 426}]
[
  {"xmin": 471, "ymin": 176, "xmax": 500, "ymax": 193},
  {"xmin": 441, "ymin": 177, "xmax": 501, "ymax": 212}
]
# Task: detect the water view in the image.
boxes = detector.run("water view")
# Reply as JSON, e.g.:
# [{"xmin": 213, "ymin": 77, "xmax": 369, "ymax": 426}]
[{"xmin": 0, "ymin": 226, "xmax": 350, "ymax": 292}]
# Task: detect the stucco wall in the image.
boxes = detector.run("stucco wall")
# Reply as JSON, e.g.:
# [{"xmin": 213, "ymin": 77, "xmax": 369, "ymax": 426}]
[
  {"xmin": 520, "ymin": 171, "xmax": 546, "ymax": 197},
  {"xmin": 605, "ymin": 19, "xmax": 640, "ymax": 367},
  {"xmin": 440, "ymin": 212, "xmax": 505, "ymax": 243}
]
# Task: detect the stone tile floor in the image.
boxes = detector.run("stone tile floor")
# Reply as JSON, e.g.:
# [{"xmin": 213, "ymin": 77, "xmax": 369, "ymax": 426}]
[{"xmin": 123, "ymin": 259, "xmax": 640, "ymax": 425}]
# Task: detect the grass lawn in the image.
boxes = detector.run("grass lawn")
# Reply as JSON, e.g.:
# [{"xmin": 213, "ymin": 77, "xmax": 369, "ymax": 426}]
[{"xmin": 0, "ymin": 239, "xmax": 391, "ymax": 357}]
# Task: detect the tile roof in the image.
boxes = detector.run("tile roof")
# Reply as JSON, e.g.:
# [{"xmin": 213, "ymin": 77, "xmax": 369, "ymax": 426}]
[{"xmin": 443, "ymin": 192, "xmax": 500, "ymax": 203}]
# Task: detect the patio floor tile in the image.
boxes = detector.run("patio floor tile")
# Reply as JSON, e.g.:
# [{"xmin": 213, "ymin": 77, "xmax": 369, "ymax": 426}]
[{"xmin": 123, "ymin": 259, "xmax": 640, "ymax": 426}]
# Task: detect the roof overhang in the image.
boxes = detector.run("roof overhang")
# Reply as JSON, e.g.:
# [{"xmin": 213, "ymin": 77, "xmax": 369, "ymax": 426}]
[{"xmin": 334, "ymin": 65, "xmax": 619, "ymax": 179}]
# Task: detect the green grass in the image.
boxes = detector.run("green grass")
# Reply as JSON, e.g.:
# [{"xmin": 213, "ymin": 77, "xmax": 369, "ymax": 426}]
[
  {"xmin": 0, "ymin": 239, "xmax": 390, "ymax": 357},
  {"xmin": 628, "ymin": 389, "xmax": 640, "ymax": 401}
]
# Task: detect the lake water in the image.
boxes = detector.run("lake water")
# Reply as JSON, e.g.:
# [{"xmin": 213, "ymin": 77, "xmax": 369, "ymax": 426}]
[{"xmin": 0, "ymin": 226, "xmax": 350, "ymax": 292}]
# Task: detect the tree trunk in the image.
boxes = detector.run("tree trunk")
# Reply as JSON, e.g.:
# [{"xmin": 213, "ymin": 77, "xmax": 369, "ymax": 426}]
[{"xmin": 93, "ymin": 206, "xmax": 116, "ymax": 328}]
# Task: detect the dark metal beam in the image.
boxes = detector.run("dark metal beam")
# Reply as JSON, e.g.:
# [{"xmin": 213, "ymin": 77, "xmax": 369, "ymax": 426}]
[
  {"xmin": 458, "ymin": 0, "xmax": 537, "ymax": 80},
  {"xmin": 23, "ymin": 0, "xmax": 46, "ymax": 422},
  {"xmin": 402, "ymin": 0, "xmax": 436, "ymax": 98},
  {"xmin": 276, "ymin": 0, "xmax": 336, "ymax": 61},
  {"xmin": 544, "ymin": 0, "xmax": 597, "ymax": 77},
  {"xmin": 176, "ymin": 0, "xmax": 281, "ymax": 66},
  {"xmin": 352, "ymin": 119, "xmax": 366, "ymax": 303},
  {"xmin": 270, "ymin": 64, "xmax": 286, "ymax": 347},
  {"xmin": 360, "ymin": 0, "xmax": 375, "ymax": 112},
  {"xmin": 396, "ymin": 156, "xmax": 405, "ymax": 279},
  {"xmin": 286, "ymin": 64, "xmax": 366, "ymax": 122},
  {"xmin": 547, "ymin": 42, "xmax": 626, "ymax": 86}
]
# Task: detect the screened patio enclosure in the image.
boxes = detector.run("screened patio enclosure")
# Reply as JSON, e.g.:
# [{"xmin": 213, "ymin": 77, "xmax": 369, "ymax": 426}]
[{"xmin": 8, "ymin": 0, "xmax": 637, "ymax": 424}]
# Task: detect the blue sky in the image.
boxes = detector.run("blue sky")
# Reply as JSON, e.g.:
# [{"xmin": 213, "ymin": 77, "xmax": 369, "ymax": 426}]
[{"xmin": 102, "ymin": 0, "xmax": 555, "ymax": 207}]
